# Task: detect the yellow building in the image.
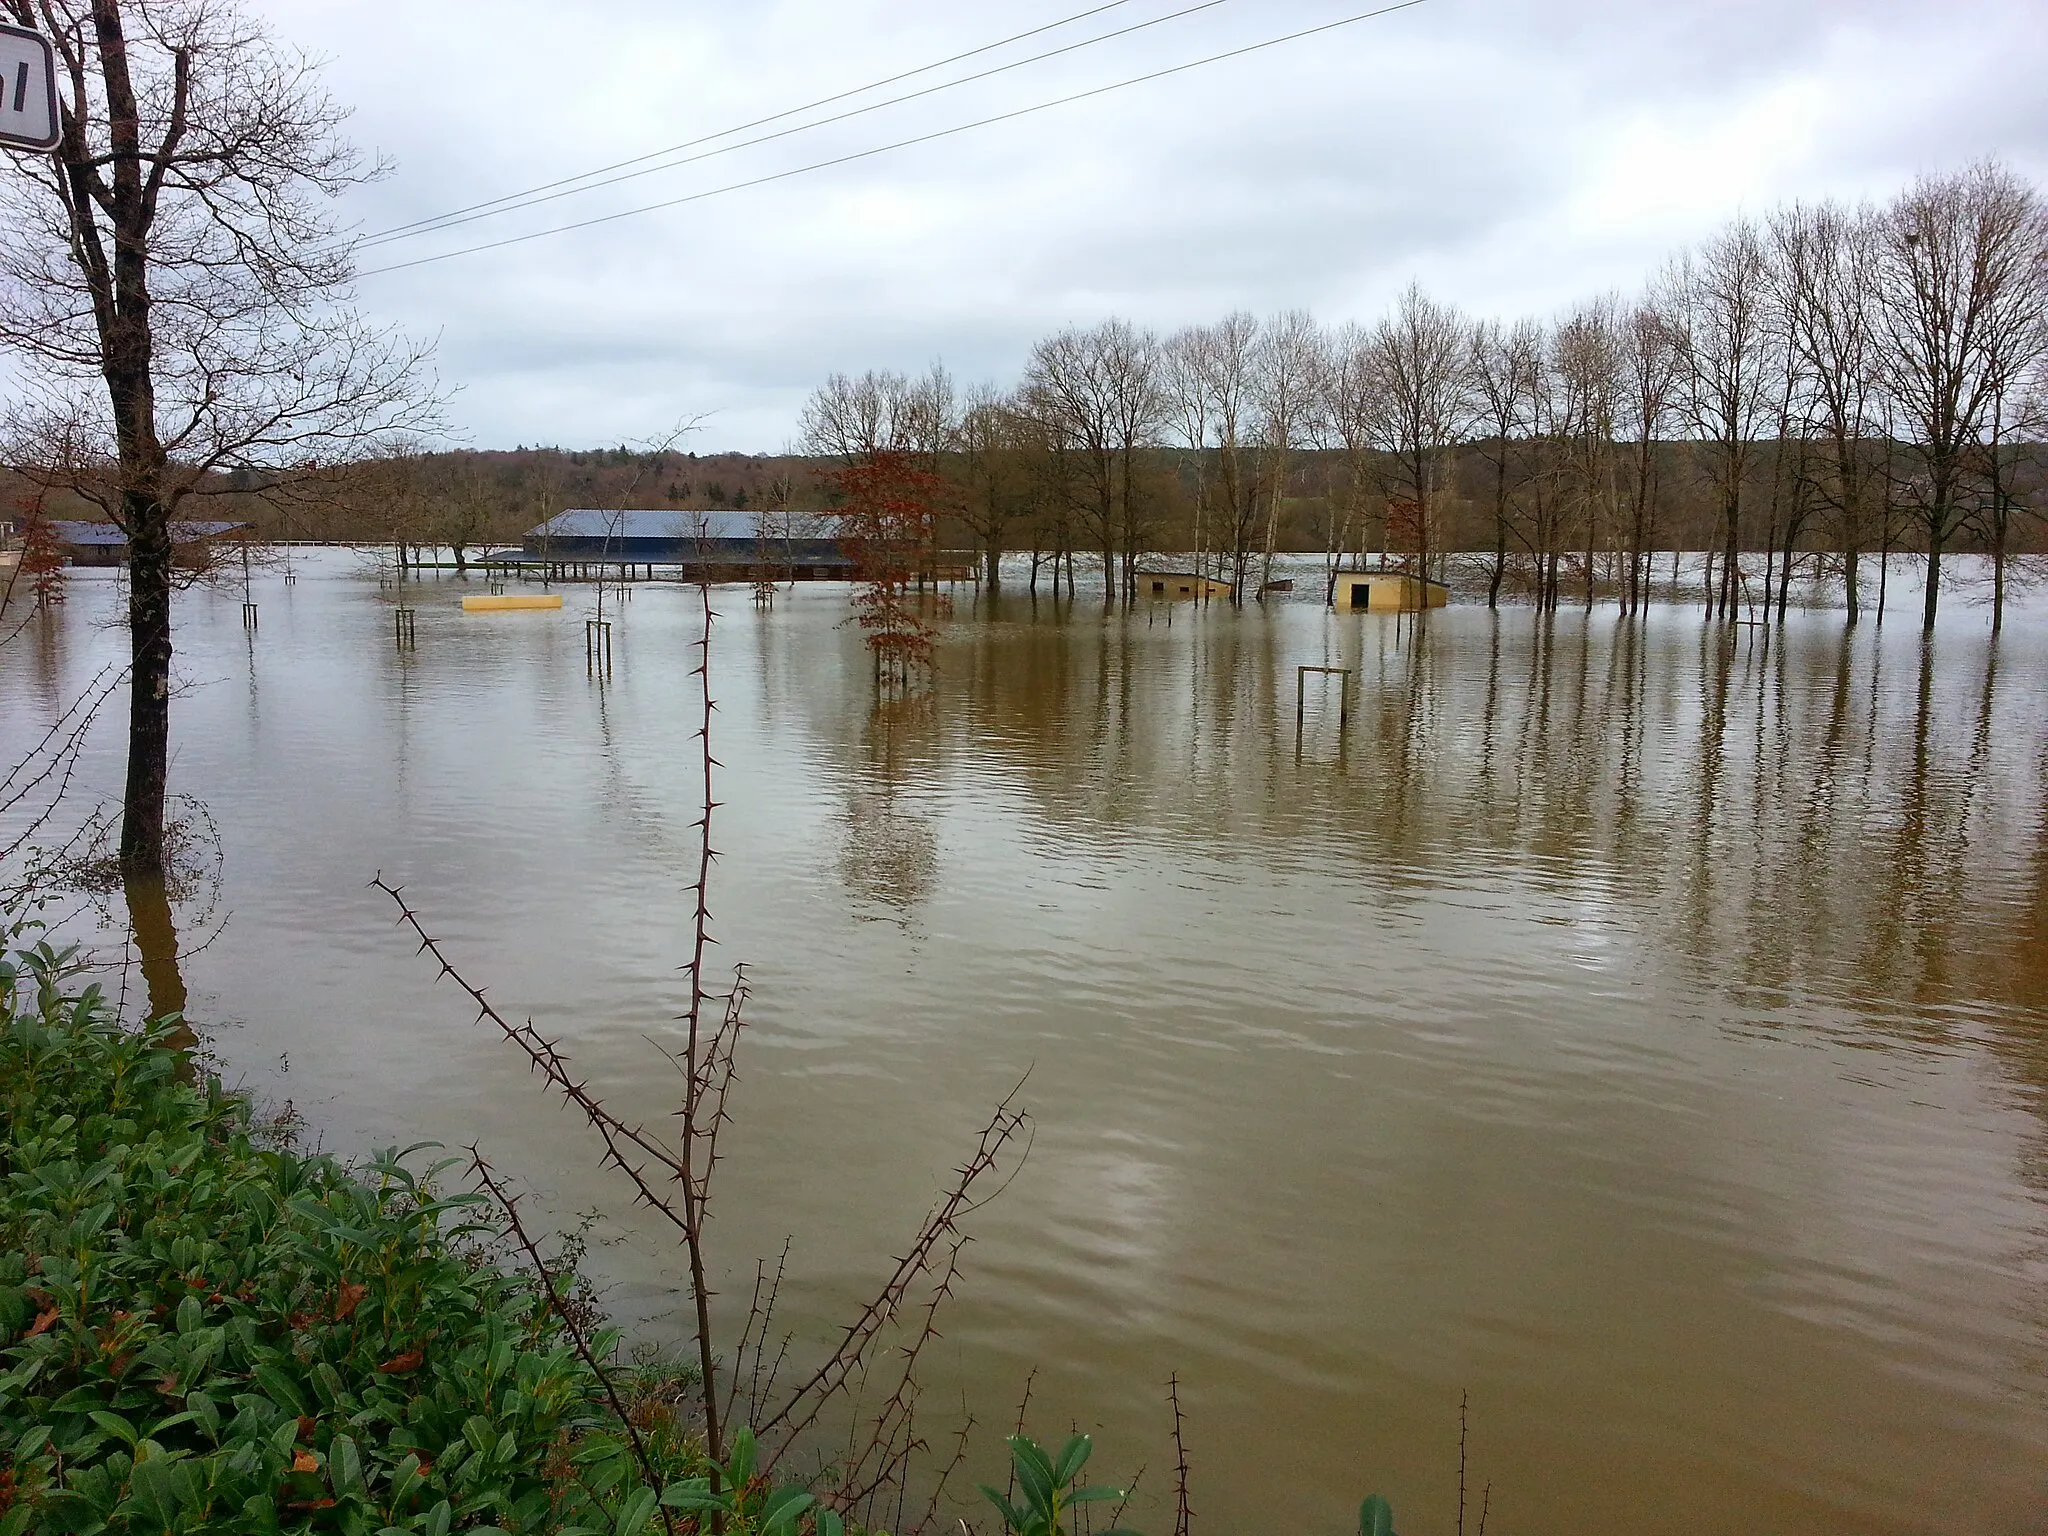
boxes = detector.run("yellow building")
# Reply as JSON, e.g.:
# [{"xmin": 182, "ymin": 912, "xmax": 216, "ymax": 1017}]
[
  {"xmin": 1138, "ymin": 570, "xmax": 1233, "ymax": 600},
  {"xmin": 1331, "ymin": 568, "xmax": 1449, "ymax": 612}
]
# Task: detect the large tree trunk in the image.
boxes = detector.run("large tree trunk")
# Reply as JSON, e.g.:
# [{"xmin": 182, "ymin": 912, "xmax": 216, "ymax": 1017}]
[{"xmin": 119, "ymin": 503, "xmax": 173, "ymax": 876}]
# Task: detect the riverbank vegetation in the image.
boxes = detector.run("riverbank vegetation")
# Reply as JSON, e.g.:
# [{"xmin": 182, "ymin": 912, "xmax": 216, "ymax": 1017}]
[{"xmin": 0, "ymin": 935, "xmax": 863, "ymax": 1536}]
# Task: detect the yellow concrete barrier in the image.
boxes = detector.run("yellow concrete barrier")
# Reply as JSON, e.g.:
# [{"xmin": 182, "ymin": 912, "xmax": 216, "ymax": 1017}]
[{"xmin": 462, "ymin": 594, "xmax": 563, "ymax": 613}]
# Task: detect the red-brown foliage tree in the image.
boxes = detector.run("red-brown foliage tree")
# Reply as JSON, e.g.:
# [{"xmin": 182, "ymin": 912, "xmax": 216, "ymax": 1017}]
[
  {"xmin": 16, "ymin": 501, "xmax": 66, "ymax": 607},
  {"xmin": 832, "ymin": 451, "xmax": 946, "ymax": 691}
]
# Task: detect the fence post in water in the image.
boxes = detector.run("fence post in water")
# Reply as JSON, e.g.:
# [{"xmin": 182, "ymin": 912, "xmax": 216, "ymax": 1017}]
[
  {"xmin": 393, "ymin": 606, "xmax": 417, "ymax": 651},
  {"xmin": 1296, "ymin": 664, "xmax": 1353, "ymax": 744},
  {"xmin": 586, "ymin": 618, "xmax": 612, "ymax": 677},
  {"xmin": 241, "ymin": 600, "xmax": 258, "ymax": 631}
]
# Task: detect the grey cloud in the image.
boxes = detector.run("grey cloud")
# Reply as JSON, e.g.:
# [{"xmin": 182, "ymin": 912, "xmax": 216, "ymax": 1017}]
[{"xmin": 259, "ymin": 0, "xmax": 2048, "ymax": 450}]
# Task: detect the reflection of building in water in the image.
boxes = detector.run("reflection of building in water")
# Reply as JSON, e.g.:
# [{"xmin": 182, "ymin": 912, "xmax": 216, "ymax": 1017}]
[{"xmin": 1332, "ymin": 567, "xmax": 1449, "ymax": 612}]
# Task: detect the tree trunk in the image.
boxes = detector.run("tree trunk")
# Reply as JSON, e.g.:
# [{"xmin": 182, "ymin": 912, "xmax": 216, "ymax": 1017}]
[
  {"xmin": 119, "ymin": 506, "xmax": 173, "ymax": 877},
  {"xmin": 1922, "ymin": 524, "xmax": 1942, "ymax": 633}
]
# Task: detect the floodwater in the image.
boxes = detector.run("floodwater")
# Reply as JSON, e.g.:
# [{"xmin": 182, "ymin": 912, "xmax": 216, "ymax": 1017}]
[{"xmin": 4, "ymin": 552, "xmax": 2046, "ymax": 1535}]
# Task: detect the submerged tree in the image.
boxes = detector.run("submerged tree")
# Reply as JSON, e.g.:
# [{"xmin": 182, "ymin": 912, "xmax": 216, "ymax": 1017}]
[
  {"xmin": 14, "ymin": 497, "xmax": 66, "ymax": 608},
  {"xmin": 0, "ymin": 0, "xmax": 439, "ymax": 876},
  {"xmin": 1872, "ymin": 161, "xmax": 2048, "ymax": 631},
  {"xmin": 835, "ymin": 451, "xmax": 945, "ymax": 691}
]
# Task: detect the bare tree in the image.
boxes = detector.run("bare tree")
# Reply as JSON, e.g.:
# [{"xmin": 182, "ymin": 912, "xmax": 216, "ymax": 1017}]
[
  {"xmin": 1165, "ymin": 312, "xmax": 1260, "ymax": 597},
  {"xmin": 1616, "ymin": 303, "xmax": 1677, "ymax": 615},
  {"xmin": 1360, "ymin": 281, "xmax": 1473, "ymax": 584},
  {"xmin": 1770, "ymin": 199, "xmax": 1886, "ymax": 625},
  {"xmin": 0, "ymin": 0, "xmax": 439, "ymax": 876},
  {"xmin": 1872, "ymin": 160, "xmax": 2048, "ymax": 630},
  {"xmin": 1160, "ymin": 324, "xmax": 1215, "ymax": 586},
  {"xmin": 956, "ymin": 383, "xmax": 1029, "ymax": 590},
  {"xmin": 1020, "ymin": 319, "xmax": 1162, "ymax": 604},
  {"xmin": 1972, "ymin": 345, "xmax": 2047, "ymax": 631},
  {"xmin": 1251, "ymin": 308, "xmax": 1322, "ymax": 597},
  {"xmin": 1549, "ymin": 298, "xmax": 1623, "ymax": 610},
  {"xmin": 1467, "ymin": 316, "xmax": 1545, "ymax": 608},
  {"xmin": 800, "ymin": 363, "xmax": 956, "ymax": 469},
  {"xmin": 1662, "ymin": 221, "xmax": 1776, "ymax": 619}
]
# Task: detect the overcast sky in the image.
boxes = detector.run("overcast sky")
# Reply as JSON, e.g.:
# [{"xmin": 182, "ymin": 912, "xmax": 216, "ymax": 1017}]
[{"xmin": 264, "ymin": 0, "xmax": 2048, "ymax": 453}]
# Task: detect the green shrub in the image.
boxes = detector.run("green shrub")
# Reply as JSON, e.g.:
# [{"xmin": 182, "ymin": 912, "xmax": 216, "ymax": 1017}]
[{"xmin": 0, "ymin": 941, "xmax": 713, "ymax": 1536}]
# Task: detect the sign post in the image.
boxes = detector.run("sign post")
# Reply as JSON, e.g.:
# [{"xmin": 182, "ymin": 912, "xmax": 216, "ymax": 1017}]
[{"xmin": 0, "ymin": 22, "xmax": 59, "ymax": 153}]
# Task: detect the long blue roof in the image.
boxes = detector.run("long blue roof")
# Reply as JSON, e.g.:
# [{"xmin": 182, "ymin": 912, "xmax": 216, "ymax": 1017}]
[
  {"xmin": 528, "ymin": 509, "xmax": 826, "ymax": 540},
  {"xmin": 50, "ymin": 520, "xmax": 248, "ymax": 545}
]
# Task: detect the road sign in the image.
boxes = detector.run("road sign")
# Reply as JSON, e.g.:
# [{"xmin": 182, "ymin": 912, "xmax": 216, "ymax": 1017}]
[{"xmin": 0, "ymin": 23, "xmax": 58, "ymax": 153}]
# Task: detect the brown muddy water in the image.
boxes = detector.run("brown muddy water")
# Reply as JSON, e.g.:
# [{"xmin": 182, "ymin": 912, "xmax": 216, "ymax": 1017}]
[{"xmin": 4, "ymin": 552, "xmax": 2046, "ymax": 1535}]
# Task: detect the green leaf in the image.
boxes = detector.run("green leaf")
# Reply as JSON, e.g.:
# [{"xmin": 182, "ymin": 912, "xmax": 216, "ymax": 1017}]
[
  {"xmin": 1010, "ymin": 1436, "xmax": 1056, "ymax": 1519},
  {"xmin": 388, "ymin": 1453, "xmax": 426, "ymax": 1512},
  {"xmin": 129, "ymin": 1452, "xmax": 186, "ymax": 1527},
  {"xmin": 1051, "ymin": 1433, "xmax": 1093, "ymax": 1488},
  {"xmin": 759, "ymin": 1485, "xmax": 814, "ymax": 1535},
  {"xmin": 423, "ymin": 1499, "xmax": 453, "ymax": 1536},
  {"xmin": 612, "ymin": 1487, "xmax": 659, "ymax": 1536},
  {"xmin": 176, "ymin": 1294, "xmax": 202, "ymax": 1335},
  {"xmin": 251, "ymin": 1363, "xmax": 307, "ymax": 1416},
  {"xmin": 1069, "ymin": 1486, "xmax": 1124, "ymax": 1505},
  {"xmin": 725, "ymin": 1425, "xmax": 757, "ymax": 1488},
  {"xmin": 87, "ymin": 1412, "xmax": 138, "ymax": 1448},
  {"xmin": 1359, "ymin": 1493, "xmax": 1397, "ymax": 1536},
  {"xmin": 332, "ymin": 1432, "xmax": 367, "ymax": 1500},
  {"xmin": 815, "ymin": 1510, "xmax": 845, "ymax": 1536},
  {"xmin": 978, "ymin": 1484, "xmax": 1029, "ymax": 1535}
]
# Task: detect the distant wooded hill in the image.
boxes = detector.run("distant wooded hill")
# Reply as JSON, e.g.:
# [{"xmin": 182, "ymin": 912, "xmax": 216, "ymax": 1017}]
[{"xmin": 11, "ymin": 438, "xmax": 2041, "ymax": 580}]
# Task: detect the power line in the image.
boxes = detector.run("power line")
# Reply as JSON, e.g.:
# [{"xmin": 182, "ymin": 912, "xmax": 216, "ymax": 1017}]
[
  {"xmin": 361, "ymin": 0, "xmax": 1432, "ymax": 279},
  {"xmin": 358, "ymin": 0, "xmax": 1239, "ymax": 252},
  {"xmin": 360, "ymin": 0, "xmax": 1146, "ymax": 245}
]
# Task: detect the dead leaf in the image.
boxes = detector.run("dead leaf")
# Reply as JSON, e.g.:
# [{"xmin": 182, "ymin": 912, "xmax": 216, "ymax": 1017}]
[
  {"xmin": 377, "ymin": 1348, "xmax": 424, "ymax": 1376},
  {"xmin": 296, "ymin": 1416, "xmax": 317, "ymax": 1444},
  {"xmin": 291, "ymin": 1451, "xmax": 319, "ymax": 1474},
  {"xmin": 333, "ymin": 1282, "xmax": 367, "ymax": 1321},
  {"xmin": 25, "ymin": 1308, "xmax": 58, "ymax": 1338}
]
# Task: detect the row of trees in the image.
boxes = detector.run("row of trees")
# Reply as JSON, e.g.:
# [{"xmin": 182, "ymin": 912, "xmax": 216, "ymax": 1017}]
[{"xmin": 801, "ymin": 161, "xmax": 2048, "ymax": 630}]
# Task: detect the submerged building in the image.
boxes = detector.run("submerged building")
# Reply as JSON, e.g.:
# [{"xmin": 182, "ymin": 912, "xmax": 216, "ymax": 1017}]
[
  {"xmin": 512, "ymin": 509, "xmax": 852, "ymax": 580},
  {"xmin": 1136, "ymin": 569, "xmax": 1234, "ymax": 600},
  {"xmin": 49, "ymin": 519, "xmax": 250, "ymax": 569},
  {"xmin": 1331, "ymin": 567, "xmax": 1450, "ymax": 612}
]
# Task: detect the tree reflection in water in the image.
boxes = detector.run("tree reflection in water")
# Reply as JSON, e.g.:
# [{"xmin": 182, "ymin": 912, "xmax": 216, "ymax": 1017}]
[{"xmin": 837, "ymin": 694, "xmax": 940, "ymax": 921}]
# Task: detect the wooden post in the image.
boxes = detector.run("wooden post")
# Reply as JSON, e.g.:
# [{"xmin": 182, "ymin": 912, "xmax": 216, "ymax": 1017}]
[{"xmin": 1295, "ymin": 665, "xmax": 1353, "ymax": 742}]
